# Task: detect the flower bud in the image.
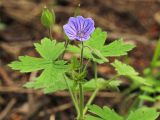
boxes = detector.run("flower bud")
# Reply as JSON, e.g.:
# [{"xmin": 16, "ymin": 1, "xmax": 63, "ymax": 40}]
[{"xmin": 41, "ymin": 7, "xmax": 55, "ymax": 28}]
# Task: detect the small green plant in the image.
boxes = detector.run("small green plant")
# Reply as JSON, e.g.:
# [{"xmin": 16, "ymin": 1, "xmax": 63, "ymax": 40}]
[
  {"xmin": 139, "ymin": 39, "xmax": 160, "ymax": 104},
  {"xmin": 8, "ymin": 7, "xmax": 160, "ymax": 120},
  {"xmin": 121, "ymin": 39, "xmax": 160, "ymax": 111}
]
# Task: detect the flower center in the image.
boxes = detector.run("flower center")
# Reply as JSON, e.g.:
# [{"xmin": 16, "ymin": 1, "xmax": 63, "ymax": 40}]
[{"xmin": 77, "ymin": 31, "xmax": 84, "ymax": 38}]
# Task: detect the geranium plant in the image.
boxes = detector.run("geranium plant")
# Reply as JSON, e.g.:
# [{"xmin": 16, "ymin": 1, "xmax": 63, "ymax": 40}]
[{"xmin": 9, "ymin": 7, "xmax": 160, "ymax": 120}]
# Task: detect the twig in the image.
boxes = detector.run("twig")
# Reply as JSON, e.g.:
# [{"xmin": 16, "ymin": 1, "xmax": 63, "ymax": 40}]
[
  {"xmin": 0, "ymin": 99, "xmax": 16, "ymax": 120},
  {"xmin": 47, "ymin": 103, "xmax": 73, "ymax": 114},
  {"xmin": 26, "ymin": 98, "xmax": 50, "ymax": 120},
  {"xmin": 0, "ymin": 86, "xmax": 121, "ymax": 98},
  {"xmin": 0, "ymin": 41, "xmax": 33, "ymax": 57},
  {"xmin": 0, "ymin": 64, "xmax": 14, "ymax": 86},
  {"xmin": 108, "ymin": 32, "xmax": 156, "ymax": 45},
  {"xmin": 28, "ymin": 72, "xmax": 37, "ymax": 116},
  {"xmin": 39, "ymin": 103, "xmax": 72, "ymax": 118}
]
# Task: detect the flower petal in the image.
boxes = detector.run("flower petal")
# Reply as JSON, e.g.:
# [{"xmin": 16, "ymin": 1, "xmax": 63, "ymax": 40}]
[
  {"xmin": 63, "ymin": 24, "xmax": 76, "ymax": 40},
  {"xmin": 83, "ymin": 18, "xmax": 95, "ymax": 35},
  {"xmin": 68, "ymin": 17, "xmax": 78, "ymax": 32},
  {"xmin": 76, "ymin": 16, "xmax": 85, "ymax": 32}
]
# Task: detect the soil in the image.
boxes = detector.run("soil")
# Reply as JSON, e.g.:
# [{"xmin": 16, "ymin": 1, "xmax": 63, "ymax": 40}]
[{"xmin": 0, "ymin": 0, "xmax": 160, "ymax": 120}]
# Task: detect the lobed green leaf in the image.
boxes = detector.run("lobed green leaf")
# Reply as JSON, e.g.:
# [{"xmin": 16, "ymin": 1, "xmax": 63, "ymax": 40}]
[
  {"xmin": 111, "ymin": 60, "xmax": 138, "ymax": 76},
  {"xmin": 8, "ymin": 56, "xmax": 51, "ymax": 73},
  {"xmin": 9, "ymin": 37, "xmax": 70, "ymax": 93},
  {"xmin": 34, "ymin": 37, "xmax": 65, "ymax": 60},
  {"xmin": 24, "ymin": 61, "xmax": 69, "ymax": 93},
  {"xmin": 86, "ymin": 105, "xmax": 123, "ymax": 120},
  {"xmin": 85, "ymin": 27, "xmax": 107, "ymax": 50},
  {"xmin": 101, "ymin": 39, "xmax": 135, "ymax": 57}
]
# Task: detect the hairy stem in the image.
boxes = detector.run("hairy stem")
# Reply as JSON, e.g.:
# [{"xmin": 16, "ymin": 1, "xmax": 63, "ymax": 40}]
[{"xmin": 78, "ymin": 42, "xmax": 84, "ymax": 120}]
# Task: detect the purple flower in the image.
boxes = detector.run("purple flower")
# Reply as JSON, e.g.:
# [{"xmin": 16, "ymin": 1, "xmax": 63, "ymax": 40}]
[{"xmin": 63, "ymin": 16, "xmax": 95, "ymax": 41}]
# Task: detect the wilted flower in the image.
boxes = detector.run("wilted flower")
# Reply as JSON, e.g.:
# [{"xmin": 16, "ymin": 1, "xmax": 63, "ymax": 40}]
[{"xmin": 63, "ymin": 16, "xmax": 95, "ymax": 41}]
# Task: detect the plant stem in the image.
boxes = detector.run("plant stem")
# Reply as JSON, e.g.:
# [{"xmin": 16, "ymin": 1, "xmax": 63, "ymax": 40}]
[
  {"xmin": 80, "ymin": 42, "xmax": 84, "ymax": 72},
  {"xmin": 138, "ymin": 92, "xmax": 146, "ymax": 108},
  {"xmin": 78, "ymin": 42, "xmax": 84, "ymax": 120},
  {"xmin": 83, "ymin": 88, "xmax": 99, "ymax": 115},
  {"xmin": 74, "ymin": 4, "xmax": 81, "ymax": 16},
  {"xmin": 83, "ymin": 62, "xmax": 99, "ymax": 116},
  {"xmin": 64, "ymin": 75, "xmax": 80, "ymax": 118},
  {"xmin": 94, "ymin": 62, "xmax": 98, "ymax": 85},
  {"xmin": 83, "ymin": 59, "xmax": 91, "ymax": 71},
  {"xmin": 79, "ymin": 83, "xmax": 84, "ymax": 119},
  {"xmin": 49, "ymin": 26, "xmax": 53, "ymax": 40},
  {"xmin": 61, "ymin": 35, "xmax": 70, "ymax": 59}
]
